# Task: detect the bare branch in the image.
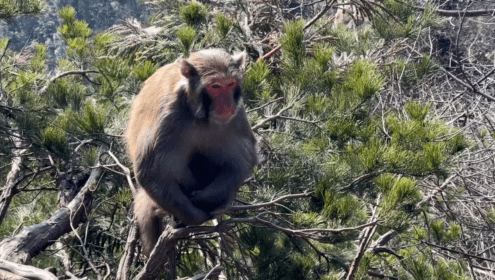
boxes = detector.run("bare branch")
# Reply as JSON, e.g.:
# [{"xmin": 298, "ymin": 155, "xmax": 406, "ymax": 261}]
[
  {"xmin": 107, "ymin": 151, "xmax": 137, "ymax": 194},
  {"xmin": 0, "ymin": 259, "xmax": 57, "ymax": 280},
  {"xmin": 116, "ymin": 220, "xmax": 139, "ymax": 280},
  {"xmin": 251, "ymin": 104, "xmax": 293, "ymax": 131},
  {"xmin": 226, "ymin": 192, "xmax": 312, "ymax": 212},
  {"xmin": 246, "ymin": 97, "xmax": 284, "ymax": 113},
  {"xmin": 415, "ymin": 6, "xmax": 495, "ymax": 17},
  {"xmin": 0, "ymin": 134, "xmax": 29, "ymax": 226},
  {"xmin": 39, "ymin": 70, "xmax": 98, "ymax": 95},
  {"xmin": 417, "ymin": 173, "xmax": 456, "ymax": 207},
  {"xmin": 226, "ymin": 215, "xmax": 379, "ymax": 238},
  {"xmin": 0, "ymin": 167, "xmax": 103, "ymax": 263},
  {"xmin": 346, "ymin": 196, "xmax": 380, "ymax": 280}
]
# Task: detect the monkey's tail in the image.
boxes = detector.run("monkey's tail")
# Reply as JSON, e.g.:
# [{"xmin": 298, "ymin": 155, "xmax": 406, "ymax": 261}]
[{"xmin": 134, "ymin": 188, "xmax": 164, "ymax": 256}]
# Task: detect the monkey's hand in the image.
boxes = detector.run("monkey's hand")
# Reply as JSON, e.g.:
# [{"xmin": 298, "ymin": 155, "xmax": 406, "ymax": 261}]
[{"xmin": 190, "ymin": 188, "xmax": 230, "ymax": 213}]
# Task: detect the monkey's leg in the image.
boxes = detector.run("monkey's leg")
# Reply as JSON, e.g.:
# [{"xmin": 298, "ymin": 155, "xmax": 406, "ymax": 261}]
[{"xmin": 134, "ymin": 189, "xmax": 165, "ymax": 256}]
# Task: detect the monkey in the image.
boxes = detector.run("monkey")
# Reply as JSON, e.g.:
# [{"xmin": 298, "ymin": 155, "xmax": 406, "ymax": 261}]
[{"xmin": 125, "ymin": 49, "xmax": 258, "ymax": 256}]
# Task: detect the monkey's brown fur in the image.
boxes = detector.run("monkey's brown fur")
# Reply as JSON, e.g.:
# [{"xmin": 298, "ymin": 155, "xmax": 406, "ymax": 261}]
[{"xmin": 126, "ymin": 49, "xmax": 257, "ymax": 255}]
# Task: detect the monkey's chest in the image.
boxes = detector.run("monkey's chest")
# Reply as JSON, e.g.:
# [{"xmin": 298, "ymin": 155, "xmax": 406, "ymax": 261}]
[{"xmin": 181, "ymin": 152, "xmax": 221, "ymax": 198}]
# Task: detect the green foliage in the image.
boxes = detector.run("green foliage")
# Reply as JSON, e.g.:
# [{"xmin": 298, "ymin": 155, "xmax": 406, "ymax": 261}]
[
  {"xmin": 243, "ymin": 60, "xmax": 273, "ymax": 103},
  {"xmin": 30, "ymin": 43, "xmax": 47, "ymax": 72},
  {"xmin": 57, "ymin": 6, "xmax": 93, "ymax": 61},
  {"xmin": 177, "ymin": 25, "xmax": 197, "ymax": 54},
  {"xmin": 242, "ymin": 17, "xmax": 469, "ymax": 279},
  {"xmin": 58, "ymin": 5, "xmax": 75, "ymax": 22},
  {"xmin": 0, "ymin": 0, "xmax": 45, "ymax": 20},
  {"xmin": 372, "ymin": 0, "xmax": 442, "ymax": 40},
  {"xmin": 41, "ymin": 126, "xmax": 70, "ymax": 159},
  {"xmin": 313, "ymin": 42, "xmax": 334, "ymax": 69},
  {"xmin": 179, "ymin": 0, "xmax": 208, "ymax": 26},
  {"xmin": 280, "ymin": 19, "xmax": 306, "ymax": 67},
  {"xmin": 75, "ymin": 101, "xmax": 108, "ymax": 134},
  {"xmin": 94, "ymin": 32, "xmax": 115, "ymax": 54},
  {"xmin": 82, "ymin": 146, "xmax": 99, "ymax": 167},
  {"xmin": 341, "ymin": 60, "xmax": 385, "ymax": 100},
  {"xmin": 57, "ymin": 7, "xmax": 91, "ymax": 39},
  {"xmin": 132, "ymin": 60, "xmax": 157, "ymax": 82},
  {"xmin": 0, "ymin": 37, "xmax": 8, "ymax": 50},
  {"xmin": 384, "ymin": 55, "xmax": 438, "ymax": 91},
  {"xmin": 323, "ymin": 192, "xmax": 363, "ymax": 223},
  {"xmin": 47, "ymin": 78, "xmax": 85, "ymax": 110},
  {"xmin": 214, "ymin": 13, "xmax": 232, "ymax": 38}
]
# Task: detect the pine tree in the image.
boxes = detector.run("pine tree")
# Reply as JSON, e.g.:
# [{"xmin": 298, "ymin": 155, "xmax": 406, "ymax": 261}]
[
  {"xmin": 0, "ymin": 0, "xmax": 490, "ymax": 279},
  {"xmin": 0, "ymin": 0, "xmax": 45, "ymax": 21}
]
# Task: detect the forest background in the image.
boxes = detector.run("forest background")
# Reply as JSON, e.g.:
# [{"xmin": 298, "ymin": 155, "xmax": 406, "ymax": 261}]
[{"xmin": 0, "ymin": 0, "xmax": 494, "ymax": 279}]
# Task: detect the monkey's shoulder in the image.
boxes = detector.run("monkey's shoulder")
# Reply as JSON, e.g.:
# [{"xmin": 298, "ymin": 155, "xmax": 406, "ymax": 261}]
[{"xmin": 141, "ymin": 62, "xmax": 183, "ymax": 94}]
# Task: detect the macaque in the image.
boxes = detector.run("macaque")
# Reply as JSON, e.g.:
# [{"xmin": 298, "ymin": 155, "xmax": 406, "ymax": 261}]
[{"xmin": 126, "ymin": 49, "xmax": 258, "ymax": 255}]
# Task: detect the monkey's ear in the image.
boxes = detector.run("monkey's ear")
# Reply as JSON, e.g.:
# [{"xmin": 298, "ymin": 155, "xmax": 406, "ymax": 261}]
[
  {"xmin": 232, "ymin": 51, "xmax": 247, "ymax": 71},
  {"xmin": 180, "ymin": 59, "xmax": 198, "ymax": 78}
]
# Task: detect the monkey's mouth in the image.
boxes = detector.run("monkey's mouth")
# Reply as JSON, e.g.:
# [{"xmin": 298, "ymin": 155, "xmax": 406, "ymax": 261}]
[{"xmin": 211, "ymin": 113, "xmax": 236, "ymax": 124}]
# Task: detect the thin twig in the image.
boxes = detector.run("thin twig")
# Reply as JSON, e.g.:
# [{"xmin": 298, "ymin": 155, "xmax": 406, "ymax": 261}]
[
  {"xmin": 227, "ymin": 191, "xmax": 312, "ymax": 212},
  {"xmin": 39, "ymin": 70, "xmax": 99, "ymax": 95},
  {"xmin": 107, "ymin": 151, "xmax": 137, "ymax": 194}
]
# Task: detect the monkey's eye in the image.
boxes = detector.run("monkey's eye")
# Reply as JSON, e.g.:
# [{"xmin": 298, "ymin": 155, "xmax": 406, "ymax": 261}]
[
  {"xmin": 211, "ymin": 84, "xmax": 221, "ymax": 89},
  {"xmin": 227, "ymin": 82, "xmax": 235, "ymax": 87}
]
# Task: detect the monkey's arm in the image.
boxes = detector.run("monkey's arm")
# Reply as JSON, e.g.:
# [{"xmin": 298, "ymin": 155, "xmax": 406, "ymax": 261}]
[
  {"xmin": 190, "ymin": 163, "xmax": 242, "ymax": 212},
  {"xmin": 135, "ymin": 148, "xmax": 210, "ymax": 226},
  {"xmin": 190, "ymin": 145, "xmax": 257, "ymax": 213}
]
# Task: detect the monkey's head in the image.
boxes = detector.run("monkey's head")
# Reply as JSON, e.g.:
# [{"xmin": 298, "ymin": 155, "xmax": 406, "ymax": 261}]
[{"xmin": 179, "ymin": 49, "xmax": 247, "ymax": 124}]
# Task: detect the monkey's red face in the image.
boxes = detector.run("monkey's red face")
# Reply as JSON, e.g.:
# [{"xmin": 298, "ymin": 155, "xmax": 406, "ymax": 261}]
[{"xmin": 206, "ymin": 78, "xmax": 239, "ymax": 123}]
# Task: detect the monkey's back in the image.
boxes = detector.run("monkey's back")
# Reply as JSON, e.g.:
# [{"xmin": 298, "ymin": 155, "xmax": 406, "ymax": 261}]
[{"xmin": 125, "ymin": 62, "xmax": 183, "ymax": 162}]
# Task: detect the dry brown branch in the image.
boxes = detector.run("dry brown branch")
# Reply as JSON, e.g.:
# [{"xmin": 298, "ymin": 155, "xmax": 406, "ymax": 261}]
[
  {"xmin": 417, "ymin": 173, "xmax": 456, "ymax": 207},
  {"xmin": 367, "ymin": 270, "xmax": 399, "ymax": 279},
  {"xmin": 135, "ymin": 197, "xmax": 378, "ymax": 279},
  {"xmin": 0, "ymin": 269, "xmax": 29, "ymax": 280},
  {"xmin": 179, "ymin": 265, "xmax": 223, "ymax": 280},
  {"xmin": 0, "ymin": 259, "xmax": 57, "ymax": 280},
  {"xmin": 107, "ymin": 151, "xmax": 137, "ymax": 194},
  {"xmin": 246, "ymin": 97, "xmax": 284, "ymax": 113},
  {"xmin": 116, "ymin": 221, "xmax": 139, "ymax": 280},
  {"xmin": 226, "ymin": 215, "xmax": 379, "ymax": 238},
  {"xmin": 0, "ymin": 135, "xmax": 29, "ymax": 226},
  {"xmin": 251, "ymin": 104, "xmax": 293, "ymax": 131},
  {"xmin": 425, "ymin": 242, "xmax": 495, "ymax": 263},
  {"xmin": 345, "ymin": 196, "xmax": 380, "ymax": 280},
  {"xmin": 133, "ymin": 226, "xmax": 195, "ymax": 280},
  {"xmin": 0, "ymin": 167, "xmax": 103, "ymax": 263},
  {"xmin": 440, "ymin": 66, "xmax": 495, "ymax": 102},
  {"xmin": 474, "ymin": 268, "xmax": 495, "ymax": 279},
  {"xmin": 39, "ymin": 70, "xmax": 99, "ymax": 95}
]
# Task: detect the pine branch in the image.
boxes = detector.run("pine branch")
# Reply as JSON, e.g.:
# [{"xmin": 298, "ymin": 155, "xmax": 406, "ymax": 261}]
[{"xmin": 256, "ymin": 0, "xmax": 336, "ymax": 62}]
